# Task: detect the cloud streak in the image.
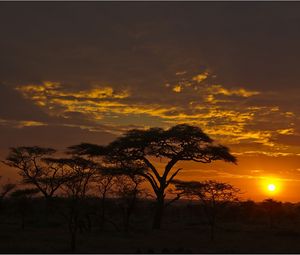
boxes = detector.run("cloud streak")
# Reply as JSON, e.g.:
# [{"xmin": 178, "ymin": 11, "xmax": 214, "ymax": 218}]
[{"xmin": 13, "ymin": 72, "xmax": 297, "ymax": 160}]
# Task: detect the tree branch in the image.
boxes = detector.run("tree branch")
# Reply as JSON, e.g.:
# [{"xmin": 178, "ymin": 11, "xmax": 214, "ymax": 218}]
[
  {"xmin": 166, "ymin": 168, "xmax": 182, "ymax": 187},
  {"xmin": 142, "ymin": 157, "xmax": 161, "ymax": 181},
  {"xmin": 165, "ymin": 192, "xmax": 184, "ymax": 207},
  {"xmin": 163, "ymin": 157, "xmax": 179, "ymax": 180},
  {"xmin": 138, "ymin": 172, "xmax": 159, "ymax": 194}
]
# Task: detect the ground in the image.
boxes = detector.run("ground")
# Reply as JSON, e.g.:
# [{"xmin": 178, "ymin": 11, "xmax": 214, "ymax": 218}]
[{"xmin": 1, "ymin": 217, "xmax": 300, "ymax": 253}]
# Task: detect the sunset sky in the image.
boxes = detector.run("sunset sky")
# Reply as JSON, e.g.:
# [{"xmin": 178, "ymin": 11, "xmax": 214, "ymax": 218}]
[{"xmin": 1, "ymin": 2, "xmax": 300, "ymax": 202}]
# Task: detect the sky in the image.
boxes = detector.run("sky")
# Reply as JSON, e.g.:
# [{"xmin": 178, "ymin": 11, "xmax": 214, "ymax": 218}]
[{"xmin": 1, "ymin": 2, "xmax": 300, "ymax": 202}]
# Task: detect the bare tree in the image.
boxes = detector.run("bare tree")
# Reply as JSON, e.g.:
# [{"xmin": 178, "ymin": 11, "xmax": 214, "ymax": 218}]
[
  {"xmin": 172, "ymin": 179, "xmax": 240, "ymax": 240},
  {"xmin": 54, "ymin": 156, "xmax": 98, "ymax": 253},
  {"xmin": 0, "ymin": 177, "xmax": 16, "ymax": 214},
  {"xmin": 3, "ymin": 146, "xmax": 65, "ymax": 199},
  {"xmin": 94, "ymin": 172, "xmax": 115, "ymax": 231},
  {"xmin": 114, "ymin": 173, "xmax": 145, "ymax": 232},
  {"xmin": 67, "ymin": 143, "xmax": 116, "ymax": 231},
  {"xmin": 0, "ymin": 176, "xmax": 16, "ymax": 201},
  {"xmin": 67, "ymin": 143, "xmax": 143, "ymax": 232}
]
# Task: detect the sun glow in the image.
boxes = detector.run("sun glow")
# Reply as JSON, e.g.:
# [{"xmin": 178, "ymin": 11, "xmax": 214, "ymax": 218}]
[
  {"xmin": 260, "ymin": 177, "xmax": 282, "ymax": 196},
  {"xmin": 267, "ymin": 183, "xmax": 276, "ymax": 192}
]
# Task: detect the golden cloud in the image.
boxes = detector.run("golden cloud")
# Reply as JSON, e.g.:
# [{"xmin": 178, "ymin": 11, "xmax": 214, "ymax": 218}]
[
  {"xmin": 192, "ymin": 71, "xmax": 209, "ymax": 83},
  {"xmin": 172, "ymin": 84, "xmax": 182, "ymax": 93},
  {"xmin": 0, "ymin": 119, "xmax": 47, "ymax": 128},
  {"xmin": 207, "ymin": 84, "xmax": 260, "ymax": 97},
  {"xmin": 15, "ymin": 79, "xmax": 297, "ymax": 157},
  {"xmin": 277, "ymin": 128, "xmax": 295, "ymax": 135},
  {"xmin": 17, "ymin": 81, "xmax": 130, "ymax": 102}
]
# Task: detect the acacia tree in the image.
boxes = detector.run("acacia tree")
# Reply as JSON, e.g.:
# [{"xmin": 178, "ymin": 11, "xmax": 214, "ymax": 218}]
[
  {"xmin": 51, "ymin": 156, "xmax": 98, "ymax": 253},
  {"xmin": 105, "ymin": 124, "xmax": 237, "ymax": 229},
  {"xmin": 68, "ymin": 143, "xmax": 152, "ymax": 232},
  {"xmin": 3, "ymin": 146, "xmax": 65, "ymax": 199},
  {"xmin": 0, "ymin": 177, "xmax": 16, "ymax": 213},
  {"xmin": 172, "ymin": 179, "xmax": 240, "ymax": 240},
  {"xmin": 10, "ymin": 188, "xmax": 40, "ymax": 230},
  {"xmin": 67, "ymin": 144, "xmax": 116, "ymax": 231},
  {"xmin": 95, "ymin": 172, "xmax": 115, "ymax": 231},
  {"xmin": 0, "ymin": 177, "xmax": 16, "ymax": 201},
  {"xmin": 114, "ymin": 173, "xmax": 145, "ymax": 232}
]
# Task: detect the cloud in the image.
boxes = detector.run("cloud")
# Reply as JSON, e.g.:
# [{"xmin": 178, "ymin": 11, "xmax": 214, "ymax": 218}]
[
  {"xmin": 14, "ymin": 77, "xmax": 297, "ymax": 158},
  {"xmin": 233, "ymin": 151, "xmax": 300, "ymax": 157},
  {"xmin": 17, "ymin": 81, "xmax": 130, "ymax": 102},
  {"xmin": 274, "ymin": 134, "xmax": 300, "ymax": 147},
  {"xmin": 175, "ymin": 71, "xmax": 187, "ymax": 76},
  {"xmin": 172, "ymin": 84, "xmax": 182, "ymax": 93},
  {"xmin": 207, "ymin": 84, "xmax": 260, "ymax": 97},
  {"xmin": 192, "ymin": 71, "xmax": 209, "ymax": 83},
  {"xmin": 277, "ymin": 128, "xmax": 294, "ymax": 135},
  {"xmin": 0, "ymin": 119, "xmax": 47, "ymax": 128},
  {"xmin": 0, "ymin": 84, "xmax": 50, "ymax": 122}
]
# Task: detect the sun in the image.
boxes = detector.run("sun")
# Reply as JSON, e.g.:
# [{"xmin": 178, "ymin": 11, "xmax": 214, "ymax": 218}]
[
  {"xmin": 260, "ymin": 177, "xmax": 282, "ymax": 196},
  {"xmin": 267, "ymin": 183, "xmax": 276, "ymax": 192}
]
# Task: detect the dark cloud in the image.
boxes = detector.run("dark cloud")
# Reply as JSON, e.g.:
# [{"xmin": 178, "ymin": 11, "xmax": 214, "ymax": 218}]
[
  {"xmin": 274, "ymin": 134, "xmax": 300, "ymax": 147},
  {"xmin": 0, "ymin": 125, "xmax": 116, "ymax": 150},
  {"xmin": 0, "ymin": 84, "xmax": 48, "ymax": 122},
  {"xmin": 1, "ymin": 2, "xmax": 300, "ymax": 93}
]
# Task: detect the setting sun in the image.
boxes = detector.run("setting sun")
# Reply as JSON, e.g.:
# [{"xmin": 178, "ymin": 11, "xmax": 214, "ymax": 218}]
[
  {"xmin": 267, "ymin": 183, "xmax": 276, "ymax": 192},
  {"xmin": 259, "ymin": 177, "xmax": 283, "ymax": 197}
]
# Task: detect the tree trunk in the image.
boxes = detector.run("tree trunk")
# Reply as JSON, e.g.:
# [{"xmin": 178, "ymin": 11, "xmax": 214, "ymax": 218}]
[
  {"xmin": 99, "ymin": 195, "xmax": 106, "ymax": 231},
  {"xmin": 124, "ymin": 206, "xmax": 132, "ymax": 233},
  {"xmin": 86, "ymin": 214, "xmax": 92, "ymax": 232},
  {"xmin": 124, "ymin": 217, "xmax": 129, "ymax": 233},
  {"xmin": 69, "ymin": 203, "xmax": 78, "ymax": 253},
  {"xmin": 209, "ymin": 214, "xmax": 216, "ymax": 241},
  {"xmin": 210, "ymin": 222, "xmax": 215, "ymax": 241},
  {"xmin": 124, "ymin": 192, "xmax": 137, "ymax": 232},
  {"xmin": 44, "ymin": 197, "xmax": 53, "ymax": 226},
  {"xmin": 21, "ymin": 212, "xmax": 25, "ymax": 230},
  {"xmin": 152, "ymin": 194, "xmax": 164, "ymax": 229},
  {"xmin": 71, "ymin": 231, "xmax": 76, "ymax": 253}
]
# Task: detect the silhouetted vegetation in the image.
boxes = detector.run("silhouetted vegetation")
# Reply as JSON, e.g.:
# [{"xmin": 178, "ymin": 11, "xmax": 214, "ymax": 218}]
[
  {"xmin": 171, "ymin": 179, "xmax": 240, "ymax": 240},
  {"xmin": 3, "ymin": 146, "xmax": 64, "ymax": 199},
  {"xmin": 104, "ymin": 124, "xmax": 236, "ymax": 229},
  {"xmin": 0, "ymin": 124, "xmax": 300, "ymax": 253}
]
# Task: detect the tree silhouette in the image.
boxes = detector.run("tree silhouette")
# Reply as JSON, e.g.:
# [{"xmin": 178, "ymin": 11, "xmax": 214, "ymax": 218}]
[
  {"xmin": 0, "ymin": 177, "xmax": 16, "ymax": 215},
  {"xmin": 67, "ymin": 143, "xmax": 147, "ymax": 231},
  {"xmin": 67, "ymin": 143, "xmax": 115, "ymax": 231},
  {"xmin": 67, "ymin": 143, "xmax": 106, "ymax": 158},
  {"xmin": 0, "ymin": 177, "xmax": 16, "ymax": 201},
  {"xmin": 3, "ymin": 146, "xmax": 65, "ymax": 199},
  {"xmin": 262, "ymin": 198, "xmax": 282, "ymax": 228},
  {"xmin": 95, "ymin": 171, "xmax": 115, "ymax": 231},
  {"xmin": 10, "ymin": 188, "xmax": 39, "ymax": 230},
  {"xmin": 172, "ymin": 179, "xmax": 240, "ymax": 240},
  {"xmin": 54, "ymin": 156, "xmax": 98, "ymax": 253},
  {"xmin": 114, "ymin": 173, "xmax": 146, "ymax": 232},
  {"xmin": 105, "ymin": 124, "xmax": 237, "ymax": 229}
]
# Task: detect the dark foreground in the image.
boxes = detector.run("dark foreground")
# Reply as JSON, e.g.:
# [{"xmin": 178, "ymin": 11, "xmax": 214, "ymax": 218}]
[{"xmin": 1, "ymin": 198, "xmax": 300, "ymax": 253}]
